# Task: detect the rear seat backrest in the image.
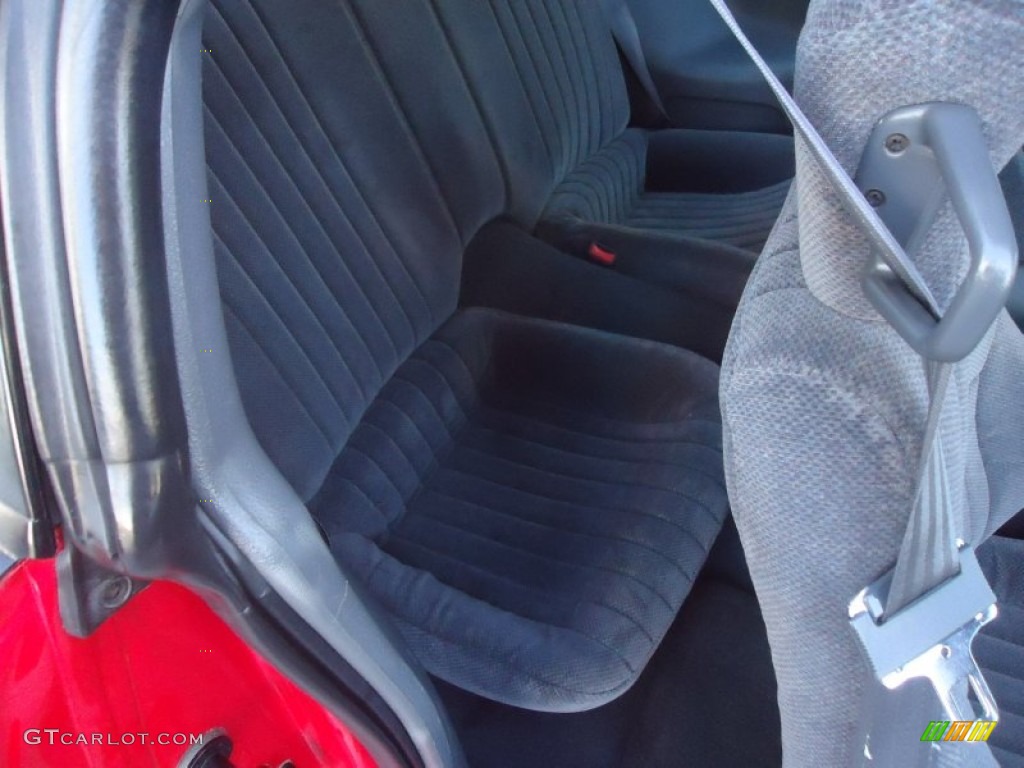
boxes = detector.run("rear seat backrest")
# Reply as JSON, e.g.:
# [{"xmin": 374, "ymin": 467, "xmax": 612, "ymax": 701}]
[
  {"xmin": 427, "ymin": 0, "xmax": 632, "ymax": 224},
  {"xmin": 203, "ymin": 0, "xmax": 505, "ymax": 499}
]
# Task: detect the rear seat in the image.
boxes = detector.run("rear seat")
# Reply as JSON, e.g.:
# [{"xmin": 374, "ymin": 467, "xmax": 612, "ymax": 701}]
[
  {"xmin": 201, "ymin": 0, "xmax": 764, "ymax": 711},
  {"xmin": 540, "ymin": 129, "xmax": 792, "ymax": 250},
  {"xmin": 419, "ymin": 0, "xmax": 792, "ymax": 278}
]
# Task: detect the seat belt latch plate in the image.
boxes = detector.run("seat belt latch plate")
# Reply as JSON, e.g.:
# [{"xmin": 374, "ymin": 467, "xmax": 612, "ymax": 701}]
[{"xmin": 849, "ymin": 547, "xmax": 998, "ymax": 722}]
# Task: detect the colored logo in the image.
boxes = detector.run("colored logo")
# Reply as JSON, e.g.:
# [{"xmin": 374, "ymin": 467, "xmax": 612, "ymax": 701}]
[{"xmin": 920, "ymin": 721, "xmax": 996, "ymax": 743}]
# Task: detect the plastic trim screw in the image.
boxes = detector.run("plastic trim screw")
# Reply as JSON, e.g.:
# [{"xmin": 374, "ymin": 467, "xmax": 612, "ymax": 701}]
[{"xmin": 885, "ymin": 133, "xmax": 909, "ymax": 154}]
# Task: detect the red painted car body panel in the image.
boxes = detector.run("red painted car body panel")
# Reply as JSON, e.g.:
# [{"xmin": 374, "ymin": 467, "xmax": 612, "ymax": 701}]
[{"xmin": 0, "ymin": 558, "xmax": 377, "ymax": 768}]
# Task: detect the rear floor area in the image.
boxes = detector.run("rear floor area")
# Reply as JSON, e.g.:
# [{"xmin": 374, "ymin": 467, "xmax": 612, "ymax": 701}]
[{"xmin": 434, "ymin": 521, "xmax": 782, "ymax": 768}]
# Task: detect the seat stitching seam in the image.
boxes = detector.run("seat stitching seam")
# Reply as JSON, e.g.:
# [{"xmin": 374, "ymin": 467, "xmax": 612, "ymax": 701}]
[
  {"xmin": 449, "ymin": 444, "xmax": 724, "ymax": 525},
  {"xmin": 461, "ymin": 424, "xmax": 727, "ymax": 490},
  {"xmin": 207, "ymin": 167, "xmax": 376, "ymax": 402},
  {"xmin": 479, "ymin": 1, "xmax": 559, "ymax": 169},
  {"xmin": 510, "ymin": 0, "xmax": 574, "ymax": 178},
  {"xmin": 478, "ymin": 401, "xmax": 723, "ymax": 444},
  {"xmin": 220, "ymin": 300, "xmax": 337, "ymax": 445},
  {"xmin": 434, "ymin": 465, "xmax": 716, "ymax": 552},
  {"xmin": 384, "ymin": 532, "xmax": 649, "ymax": 663},
  {"xmin": 212, "ymin": 226, "xmax": 357, "ymax": 422},
  {"xmin": 202, "ymin": 27, "xmax": 420, "ymax": 345},
  {"xmin": 402, "ymin": 512, "xmax": 673, "ymax": 619},
  {"xmin": 417, "ymin": 485, "xmax": 693, "ymax": 578},
  {"xmin": 205, "ymin": 106, "xmax": 394, "ymax": 384},
  {"xmin": 422, "ymin": 0, "xmax": 511, "ymax": 204},
  {"xmin": 570, "ymin": 0, "xmax": 616, "ymax": 148},
  {"xmin": 373, "ymin": 396, "xmax": 451, "ymax": 454},
  {"xmin": 352, "ymin": 421, "xmax": 423, "ymax": 479},
  {"xmin": 529, "ymin": 0, "xmax": 581, "ymax": 168},
  {"xmin": 211, "ymin": 2, "xmax": 434, "ymax": 327},
  {"xmin": 341, "ymin": 0, "xmax": 465, "ymax": 241},
  {"xmin": 547, "ymin": 0, "xmax": 598, "ymax": 157}
]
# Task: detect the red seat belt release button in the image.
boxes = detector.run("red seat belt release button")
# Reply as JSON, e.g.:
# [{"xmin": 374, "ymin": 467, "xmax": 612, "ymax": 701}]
[{"xmin": 587, "ymin": 242, "xmax": 617, "ymax": 266}]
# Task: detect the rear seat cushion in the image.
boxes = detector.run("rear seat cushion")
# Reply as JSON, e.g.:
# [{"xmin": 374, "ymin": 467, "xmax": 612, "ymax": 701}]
[
  {"xmin": 311, "ymin": 308, "xmax": 729, "ymax": 711},
  {"xmin": 418, "ymin": 0, "xmax": 793, "ymax": 256},
  {"xmin": 418, "ymin": 0, "xmax": 634, "ymax": 226},
  {"xmin": 978, "ymin": 536, "xmax": 1024, "ymax": 766},
  {"xmin": 540, "ymin": 129, "xmax": 792, "ymax": 254},
  {"xmin": 460, "ymin": 220, "xmax": 748, "ymax": 364}
]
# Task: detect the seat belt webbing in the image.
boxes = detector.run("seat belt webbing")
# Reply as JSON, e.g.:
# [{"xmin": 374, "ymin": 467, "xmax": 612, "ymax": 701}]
[{"xmin": 887, "ymin": 362, "xmax": 959, "ymax": 614}]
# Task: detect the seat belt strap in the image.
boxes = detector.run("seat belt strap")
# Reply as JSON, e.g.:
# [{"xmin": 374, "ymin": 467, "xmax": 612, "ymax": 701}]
[
  {"xmin": 886, "ymin": 361, "xmax": 959, "ymax": 615},
  {"xmin": 600, "ymin": 0, "xmax": 668, "ymax": 118}
]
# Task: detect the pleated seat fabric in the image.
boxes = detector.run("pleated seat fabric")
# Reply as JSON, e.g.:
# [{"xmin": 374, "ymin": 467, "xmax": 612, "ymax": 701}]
[
  {"xmin": 978, "ymin": 536, "xmax": 1024, "ymax": 766},
  {"xmin": 543, "ymin": 130, "xmax": 791, "ymax": 252},
  {"xmin": 202, "ymin": 0, "xmax": 731, "ymax": 710},
  {"xmin": 312, "ymin": 309, "xmax": 728, "ymax": 710}
]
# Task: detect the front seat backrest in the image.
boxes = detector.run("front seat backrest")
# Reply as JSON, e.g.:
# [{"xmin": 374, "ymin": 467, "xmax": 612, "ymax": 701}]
[{"xmin": 720, "ymin": 1, "xmax": 1024, "ymax": 764}]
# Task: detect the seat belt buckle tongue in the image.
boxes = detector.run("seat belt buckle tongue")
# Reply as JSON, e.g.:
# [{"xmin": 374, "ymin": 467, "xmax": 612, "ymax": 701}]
[{"xmin": 849, "ymin": 547, "xmax": 998, "ymax": 722}]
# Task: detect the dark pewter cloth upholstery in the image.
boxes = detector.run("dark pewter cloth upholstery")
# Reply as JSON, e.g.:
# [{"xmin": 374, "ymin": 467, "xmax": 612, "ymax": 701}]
[
  {"xmin": 203, "ymin": 0, "xmax": 729, "ymax": 711},
  {"xmin": 388, "ymin": 0, "xmax": 791, "ymax": 254},
  {"xmin": 542, "ymin": 129, "xmax": 792, "ymax": 252},
  {"xmin": 978, "ymin": 536, "xmax": 1024, "ymax": 767},
  {"xmin": 202, "ymin": 0, "xmax": 503, "ymax": 498},
  {"xmin": 312, "ymin": 308, "xmax": 728, "ymax": 710},
  {"xmin": 1002, "ymin": 152, "xmax": 1024, "ymax": 329}
]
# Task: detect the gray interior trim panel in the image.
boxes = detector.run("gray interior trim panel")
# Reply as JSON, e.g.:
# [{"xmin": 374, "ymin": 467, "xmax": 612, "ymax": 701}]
[
  {"xmin": 53, "ymin": 0, "xmax": 197, "ymax": 574},
  {"xmin": 0, "ymin": 0, "xmax": 68, "ymax": 562}
]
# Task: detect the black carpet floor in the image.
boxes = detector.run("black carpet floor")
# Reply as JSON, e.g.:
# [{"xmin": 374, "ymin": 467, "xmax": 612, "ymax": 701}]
[{"xmin": 434, "ymin": 521, "xmax": 782, "ymax": 768}]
